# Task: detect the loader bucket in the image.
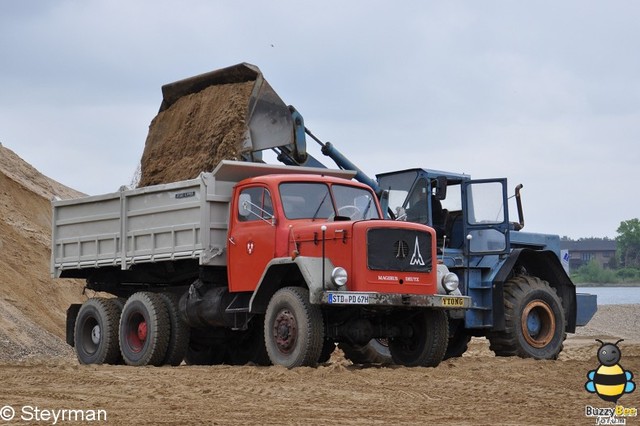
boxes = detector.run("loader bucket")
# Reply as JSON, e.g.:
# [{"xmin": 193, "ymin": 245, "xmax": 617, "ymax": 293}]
[{"xmin": 159, "ymin": 62, "xmax": 297, "ymax": 156}]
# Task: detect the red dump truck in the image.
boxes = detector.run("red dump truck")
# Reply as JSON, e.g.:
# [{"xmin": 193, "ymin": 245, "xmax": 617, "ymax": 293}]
[{"xmin": 53, "ymin": 161, "xmax": 469, "ymax": 368}]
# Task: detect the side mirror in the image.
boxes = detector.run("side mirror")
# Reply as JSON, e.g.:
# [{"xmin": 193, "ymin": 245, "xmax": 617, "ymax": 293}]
[
  {"xmin": 238, "ymin": 193, "xmax": 252, "ymax": 217},
  {"xmin": 434, "ymin": 176, "xmax": 447, "ymax": 200}
]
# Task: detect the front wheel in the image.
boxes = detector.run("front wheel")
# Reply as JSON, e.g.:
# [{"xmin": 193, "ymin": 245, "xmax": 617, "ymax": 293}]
[
  {"xmin": 264, "ymin": 287, "xmax": 324, "ymax": 368},
  {"xmin": 488, "ymin": 275, "xmax": 566, "ymax": 359},
  {"xmin": 443, "ymin": 319, "xmax": 471, "ymax": 360},
  {"xmin": 389, "ymin": 310, "xmax": 448, "ymax": 367}
]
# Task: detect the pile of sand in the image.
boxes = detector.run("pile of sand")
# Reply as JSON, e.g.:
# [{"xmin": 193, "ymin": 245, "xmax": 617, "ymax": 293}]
[
  {"xmin": 0, "ymin": 145, "xmax": 87, "ymax": 361},
  {"xmin": 138, "ymin": 81, "xmax": 254, "ymax": 187}
]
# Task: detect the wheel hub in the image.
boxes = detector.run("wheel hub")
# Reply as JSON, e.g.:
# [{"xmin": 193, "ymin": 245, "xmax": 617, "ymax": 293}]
[
  {"xmin": 137, "ymin": 321, "xmax": 148, "ymax": 342},
  {"xmin": 521, "ymin": 300, "xmax": 555, "ymax": 348},
  {"xmin": 273, "ymin": 310, "xmax": 297, "ymax": 354},
  {"xmin": 90, "ymin": 324, "xmax": 101, "ymax": 345}
]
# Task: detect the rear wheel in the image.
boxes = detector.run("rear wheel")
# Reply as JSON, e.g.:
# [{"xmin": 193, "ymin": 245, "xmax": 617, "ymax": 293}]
[
  {"xmin": 159, "ymin": 293, "xmax": 189, "ymax": 366},
  {"xmin": 119, "ymin": 292, "xmax": 170, "ymax": 366},
  {"xmin": 488, "ymin": 275, "xmax": 566, "ymax": 359},
  {"xmin": 389, "ymin": 310, "xmax": 448, "ymax": 367},
  {"xmin": 264, "ymin": 287, "xmax": 324, "ymax": 368},
  {"xmin": 74, "ymin": 298, "xmax": 121, "ymax": 365}
]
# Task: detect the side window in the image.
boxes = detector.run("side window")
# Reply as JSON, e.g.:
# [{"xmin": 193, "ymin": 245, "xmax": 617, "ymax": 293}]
[{"xmin": 238, "ymin": 187, "xmax": 273, "ymax": 222}]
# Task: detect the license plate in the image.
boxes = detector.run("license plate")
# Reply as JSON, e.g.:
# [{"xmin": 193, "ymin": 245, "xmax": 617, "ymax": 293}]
[
  {"xmin": 328, "ymin": 293, "xmax": 370, "ymax": 305},
  {"xmin": 442, "ymin": 297, "xmax": 465, "ymax": 307}
]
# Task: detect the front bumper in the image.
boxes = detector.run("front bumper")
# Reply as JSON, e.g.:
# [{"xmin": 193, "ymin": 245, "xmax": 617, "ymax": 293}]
[{"xmin": 320, "ymin": 291, "xmax": 471, "ymax": 309}]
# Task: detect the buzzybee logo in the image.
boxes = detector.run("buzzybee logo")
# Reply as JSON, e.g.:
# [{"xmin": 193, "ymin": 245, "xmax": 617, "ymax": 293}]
[
  {"xmin": 584, "ymin": 339, "xmax": 637, "ymax": 425},
  {"xmin": 585, "ymin": 339, "xmax": 635, "ymax": 403}
]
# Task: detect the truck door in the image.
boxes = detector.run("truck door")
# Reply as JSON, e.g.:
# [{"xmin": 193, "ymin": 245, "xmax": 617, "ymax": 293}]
[
  {"xmin": 228, "ymin": 185, "xmax": 276, "ymax": 293},
  {"xmin": 461, "ymin": 179, "xmax": 510, "ymax": 255}
]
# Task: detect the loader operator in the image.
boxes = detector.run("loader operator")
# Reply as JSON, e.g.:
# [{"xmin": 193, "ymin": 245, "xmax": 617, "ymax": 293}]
[{"xmin": 405, "ymin": 190, "xmax": 446, "ymax": 239}]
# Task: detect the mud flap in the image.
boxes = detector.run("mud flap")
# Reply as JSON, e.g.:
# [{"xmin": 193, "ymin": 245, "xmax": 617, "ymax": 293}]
[{"xmin": 66, "ymin": 303, "xmax": 82, "ymax": 347}]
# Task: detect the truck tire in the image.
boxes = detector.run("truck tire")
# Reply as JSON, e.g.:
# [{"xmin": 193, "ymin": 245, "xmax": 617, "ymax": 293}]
[
  {"xmin": 159, "ymin": 293, "xmax": 190, "ymax": 366},
  {"xmin": 184, "ymin": 327, "xmax": 227, "ymax": 365},
  {"xmin": 338, "ymin": 339, "xmax": 392, "ymax": 365},
  {"xmin": 264, "ymin": 287, "xmax": 324, "ymax": 368},
  {"xmin": 119, "ymin": 292, "xmax": 170, "ymax": 366},
  {"xmin": 226, "ymin": 315, "xmax": 271, "ymax": 366},
  {"xmin": 389, "ymin": 310, "xmax": 448, "ymax": 367},
  {"xmin": 443, "ymin": 319, "xmax": 471, "ymax": 360},
  {"xmin": 488, "ymin": 275, "xmax": 566, "ymax": 359},
  {"xmin": 74, "ymin": 298, "xmax": 121, "ymax": 365}
]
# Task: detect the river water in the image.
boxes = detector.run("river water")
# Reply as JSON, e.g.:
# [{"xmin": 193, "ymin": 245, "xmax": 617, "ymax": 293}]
[{"xmin": 577, "ymin": 286, "xmax": 640, "ymax": 305}]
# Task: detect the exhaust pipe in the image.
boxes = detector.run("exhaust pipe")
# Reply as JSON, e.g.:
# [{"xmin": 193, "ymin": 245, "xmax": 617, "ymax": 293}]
[{"xmin": 514, "ymin": 184, "xmax": 525, "ymax": 230}]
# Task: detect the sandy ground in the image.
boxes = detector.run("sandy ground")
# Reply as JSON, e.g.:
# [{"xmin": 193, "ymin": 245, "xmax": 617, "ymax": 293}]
[{"xmin": 0, "ymin": 305, "xmax": 638, "ymax": 426}]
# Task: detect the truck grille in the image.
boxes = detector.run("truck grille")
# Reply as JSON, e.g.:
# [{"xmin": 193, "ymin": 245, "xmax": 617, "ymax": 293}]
[{"xmin": 367, "ymin": 228, "xmax": 432, "ymax": 272}]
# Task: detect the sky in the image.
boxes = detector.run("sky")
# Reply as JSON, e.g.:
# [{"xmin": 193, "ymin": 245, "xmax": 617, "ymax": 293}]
[{"xmin": 1, "ymin": 1, "xmax": 639, "ymax": 240}]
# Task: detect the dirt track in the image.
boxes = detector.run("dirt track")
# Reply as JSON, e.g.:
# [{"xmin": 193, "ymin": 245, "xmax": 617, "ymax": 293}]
[{"xmin": 1, "ymin": 336, "xmax": 639, "ymax": 425}]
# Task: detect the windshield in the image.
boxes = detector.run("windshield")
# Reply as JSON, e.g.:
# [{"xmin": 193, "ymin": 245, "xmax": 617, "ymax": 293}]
[
  {"xmin": 378, "ymin": 171, "xmax": 418, "ymax": 219},
  {"xmin": 332, "ymin": 184, "xmax": 379, "ymax": 220},
  {"xmin": 279, "ymin": 182, "xmax": 380, "ymax": 221}
]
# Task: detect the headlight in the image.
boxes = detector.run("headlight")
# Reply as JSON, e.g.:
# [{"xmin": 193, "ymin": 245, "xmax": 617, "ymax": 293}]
[
  {"xmin": 331, "ymin": 267, "xmax": 348, "ymax": 288},
  {"xmin": 442, "ymin": 272, "xmax": 459, "ymax": 293}
]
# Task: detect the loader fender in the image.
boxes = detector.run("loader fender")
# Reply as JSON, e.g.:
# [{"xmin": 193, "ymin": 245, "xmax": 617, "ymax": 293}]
[
  {"xmin": 249, "ymin": 256, "xmax": 335, "ymax": 314},
  {"xmin": 492, "ymin": 248, "xmax": 577, "ymax": 333}
]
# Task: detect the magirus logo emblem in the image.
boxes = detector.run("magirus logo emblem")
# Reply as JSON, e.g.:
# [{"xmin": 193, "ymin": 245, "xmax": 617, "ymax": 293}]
[{"xmin": 410, "ymin": 236, "xmax": 425, "ymax": 266}]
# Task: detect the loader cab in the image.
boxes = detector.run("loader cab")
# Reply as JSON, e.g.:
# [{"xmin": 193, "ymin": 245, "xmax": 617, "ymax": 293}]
[{"xmin": 377, "ymin": 168, "xmax": 510, "ymax": 256}]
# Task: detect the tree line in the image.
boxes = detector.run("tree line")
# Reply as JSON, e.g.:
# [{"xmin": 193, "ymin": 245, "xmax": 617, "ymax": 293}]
[{"xmin": 564, "ymin": 218, "xmax": 640, "ymax": 284}]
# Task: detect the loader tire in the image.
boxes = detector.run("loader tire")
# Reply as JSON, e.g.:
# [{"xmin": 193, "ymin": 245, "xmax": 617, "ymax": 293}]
[
  {"xmin": 338, "ymin": 339, "xmax": 392, "ymax": 365},
  {"xmin": 74, "ymin": 298, "xmax": 121, "ymax": 365},
  {"xmin": 264, "ymin": 287, "xmax": 324, "ymax": 368},
  {"xmin": 119, "ymin": 292, "xmax": 170, "ymax": 366},
  {"xmin": 389, "ymin": 309, "xmax": 448, "ymax": 367},
  {"xmin": 488, "ymin": 275, "xmax": 566, "ymax": 359},
  {"xmin": 159, "ymin": 293, "xmax": 190, "ymax": 366}
]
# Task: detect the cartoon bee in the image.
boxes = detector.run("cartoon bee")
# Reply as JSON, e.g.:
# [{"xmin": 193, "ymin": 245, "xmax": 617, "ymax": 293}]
[{"xmin": 585, "ymin": 339, "xmax": 636, "ymax": 403}]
